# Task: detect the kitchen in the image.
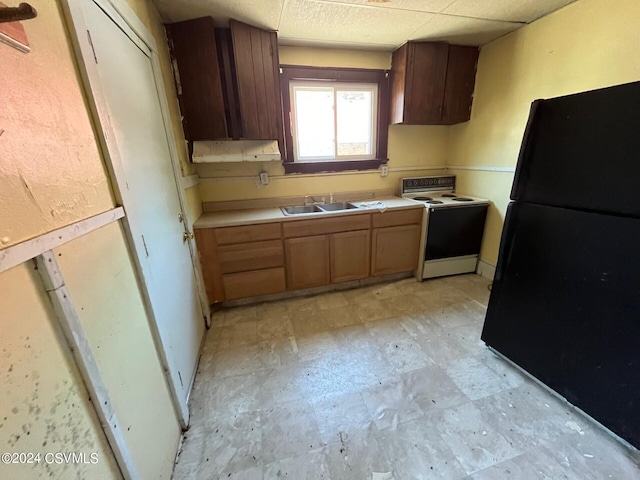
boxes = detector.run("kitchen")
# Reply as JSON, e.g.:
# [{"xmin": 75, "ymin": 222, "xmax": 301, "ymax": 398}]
[{"xmin": 1, "ymin": 0, "xmax": 639, "ymax": 478}]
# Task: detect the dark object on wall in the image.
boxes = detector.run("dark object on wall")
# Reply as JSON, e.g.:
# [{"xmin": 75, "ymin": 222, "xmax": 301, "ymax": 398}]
[
  {"xmin": 0, "ymin": 2, "xmax": 36, "ymax": 23},
  {"xmin": 482, "ymin": 80, "xmax": 640, "ymax": 449},
  {"xmin": 0, "ymin": 2, "xmax": 36, "ymax": 52}
]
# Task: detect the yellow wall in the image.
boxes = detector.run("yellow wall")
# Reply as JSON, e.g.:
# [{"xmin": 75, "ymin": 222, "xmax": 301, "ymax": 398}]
[
  {"xmin": 279, "ymin": 45, "xmax": 391, "ymax": 69},
  {"xmin": 1, "ymin": 0, "xmax": 190, "ymax": 477},
  {"xmin": 197, "ymin": 46, "xmax": 449, "ymax": 202},
  {"xmin": 448, "ymin": 0, "xmax": 640, "ymax": 265},
  {"xmin": 0, "ymin": 0, "xmax": 114, "ymax": 247}
]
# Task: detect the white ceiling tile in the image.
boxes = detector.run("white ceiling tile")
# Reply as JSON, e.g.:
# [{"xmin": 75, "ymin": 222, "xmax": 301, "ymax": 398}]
[
  {"xmin": 153, "ymin": 0, "xmax": 285, "ymax": 29},
  {"xmin": 279, "ymin": 0, "xmax": 435, "ymax": 47},
  {"xmin": 151, "ymin": 0, "xmax": 575, "ymax": 49},
  {"xmin": 443, "ymin": 0, "xmax": 576, "ymax": 23},
  {"xmin": 310, "ymin": 0, "xmax": 456, "ymax": 14},
  {"xmin": 409, "ymin": 14, "xmax": 521, "ymax": 45}
]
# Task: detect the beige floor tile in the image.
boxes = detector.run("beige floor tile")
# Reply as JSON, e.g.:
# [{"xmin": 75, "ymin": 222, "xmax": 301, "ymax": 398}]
[
  {"xmin": 402, "ymin": 365, "xmax": 469, "ymax": 413},
  {"xmin": 256, "ymin": 315, "xmax": 294, "ymax": 341},
  {"xmin": 361, "ymin": 377, "xmax": 423, "ymax": 430},
  {"xmin": 311, "ymin": 391, "xmax": 374, "ymax": 444},
  {"xmin": 261, "ymin": 399, "xmax": 323, "ymax": 464},
  {"xmin": 319, "ymin": 304, "xmax": 363, "ymax": 329},
  {"xmin": 381, "ymin": 338, "xmax": 434, "ymax": 374},
  {"xmin": 173, "ymin": 274, "xmax": 639, "ymax": 480},
  {"xmin": 324, "ymin": 425, "xmax": 392, "ymax": 479},
  {"xmin": 431, "ymin": 401, "xmax": 522, "ymax": 475},
  {"xmin": 378, "ymin": 417, "xmax": 467, "ymax": 480},
  {"xmin": 263, "ymin": 450, "xmax": 330, "ymax": 480},
  {"xmin": 315, "ymin": 290, "xmax": 349, "ymax": 310},
  {"xmin": 196, "ymin": 411, "xmax": 262, "ymax": 478}
]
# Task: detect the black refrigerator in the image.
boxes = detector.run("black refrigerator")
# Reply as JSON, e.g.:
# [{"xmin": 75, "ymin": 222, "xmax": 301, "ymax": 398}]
[{"xmin": 481, "ymin": 80, "xmax": 640, "ymax": 449}]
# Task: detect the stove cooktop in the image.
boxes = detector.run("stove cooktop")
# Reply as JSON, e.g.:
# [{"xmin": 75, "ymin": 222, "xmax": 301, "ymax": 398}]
[
  {"xmin": 400, "ymin": 176, "xmax": 488, "ymax": 208},
  {"xmin": 403, "ymin": 192, "xmax": 489, "ymax": 208}
]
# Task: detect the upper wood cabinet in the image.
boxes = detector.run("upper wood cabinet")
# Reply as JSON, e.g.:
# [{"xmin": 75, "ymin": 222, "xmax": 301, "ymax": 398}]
[
  {"xmin": 166, "ymin": 18, "xmax": 283, "ymax": 148},
  {"xmin": 230, "ymin": 20, "xmax": 284, "ymax": 144},
  {"xmin": 390, "ymin": 41, "xmax": 479, "ymax": 125},
  {"xmin": 166, "ymin": 17, "xmax": 227, "ymax": 141}
]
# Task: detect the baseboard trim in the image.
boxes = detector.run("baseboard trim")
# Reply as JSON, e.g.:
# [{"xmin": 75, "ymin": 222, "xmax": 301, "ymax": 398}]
[{"xmin": 476, "ymin": 260, "xmax": 496, "ymax": 281}]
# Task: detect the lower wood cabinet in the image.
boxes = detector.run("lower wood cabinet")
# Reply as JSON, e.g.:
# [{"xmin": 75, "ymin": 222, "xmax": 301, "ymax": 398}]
[
  {"xmin": 371, "ymin": 224, "xmax": 421, "ymax": 276},
  {"xmin": 284, "ymin": 235, "xmax": 330, "ymax": 290},
  {"xmin": 330, "ymin": 230, "xmax": 370, "ymax": 283},
  {"xmin": 222, "ymin": 267, "xmax": 286, "ymax": 300},
  {"xmin": 196, "ymin": 206, "xmax": 424, "ymax": 303}
]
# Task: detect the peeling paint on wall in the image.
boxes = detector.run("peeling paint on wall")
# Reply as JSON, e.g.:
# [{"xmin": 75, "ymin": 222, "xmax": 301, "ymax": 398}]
[{"xmin": 0, "ymin": 0, "xmax": 115, "ymax": 248}]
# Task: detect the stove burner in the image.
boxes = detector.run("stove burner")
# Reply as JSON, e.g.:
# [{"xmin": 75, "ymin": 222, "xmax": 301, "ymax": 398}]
[
  {"xmin": 413, "ymin": 196, "xmax": 433, "ymax": 201},
  {"xmin": 441, "ymin": 193, "xmax": 457, "ymax": 197},
  {"xmin": 452, "ymin": 197, "xmax": 473, "ymax": 202},
  {"xmin": 426, "ymin": 200, "xmax": 443, "ymax": 204}
]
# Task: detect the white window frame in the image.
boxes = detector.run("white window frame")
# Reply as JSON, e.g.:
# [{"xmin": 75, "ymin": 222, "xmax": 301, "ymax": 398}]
[{"xmin": 289, "ymin": 80, "xmax": 378, "ymax": 162}]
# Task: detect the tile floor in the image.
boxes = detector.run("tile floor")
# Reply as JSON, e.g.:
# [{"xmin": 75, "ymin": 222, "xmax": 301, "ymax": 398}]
[{"xmin": 173, "ymin": 274, "xmax": 640, "ymax": 479}]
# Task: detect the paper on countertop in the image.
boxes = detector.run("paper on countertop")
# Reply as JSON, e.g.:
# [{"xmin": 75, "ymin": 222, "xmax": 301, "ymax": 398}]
[{"xmin": 358, "ymin": 201, "xmax": 387, "ymax": 212}]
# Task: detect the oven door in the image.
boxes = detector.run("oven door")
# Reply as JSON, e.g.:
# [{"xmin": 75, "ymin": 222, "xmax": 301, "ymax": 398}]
[{"xmin": 425, "ymin": 205, "xmax": 488, "ymax": 260}]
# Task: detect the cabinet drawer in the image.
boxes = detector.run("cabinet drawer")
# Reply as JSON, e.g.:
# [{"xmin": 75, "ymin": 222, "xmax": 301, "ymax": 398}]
[
  {"xmin": 218, "ymin": 240, "xmax": 284, "ymax": 274},
  {"xmin": 222, "ymin": 267, "xmax": 286, "ymax": 300},
  {"xmin": 372, "ymin": 208, "xmax": 423, "ymax": 228},
  {"xmin": 283, "ymin": 214, "xmax": 370, "ymax": 238},
  {"xmin": 215, "ymin": 223, "xmax": 281, "ymax": 245}
]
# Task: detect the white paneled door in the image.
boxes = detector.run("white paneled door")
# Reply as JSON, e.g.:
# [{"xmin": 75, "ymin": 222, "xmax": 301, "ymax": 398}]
[{"xmin": 71, "ymin": 0, "xmax": 205, "ymax": 425}]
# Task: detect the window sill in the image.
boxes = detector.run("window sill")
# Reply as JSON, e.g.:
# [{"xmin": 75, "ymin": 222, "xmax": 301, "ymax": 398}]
[{"xmin": 283, "ymin": 158, "xmax": 387, "ymax": 174}]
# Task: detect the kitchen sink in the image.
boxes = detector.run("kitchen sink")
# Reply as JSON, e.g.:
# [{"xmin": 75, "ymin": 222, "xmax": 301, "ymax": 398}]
[
  {"xmin": 281, "ymin": 205, "xmax": 324, "ymax": 215},
  {"xmin": 318, "ymin": 202, "xmax": 360, "ymax": 212}
]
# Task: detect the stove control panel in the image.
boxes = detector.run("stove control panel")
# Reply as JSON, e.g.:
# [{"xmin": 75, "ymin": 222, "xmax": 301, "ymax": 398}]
[{"xmin": 401, "ymin": 175, "xmax": 456, "ymax": 194}]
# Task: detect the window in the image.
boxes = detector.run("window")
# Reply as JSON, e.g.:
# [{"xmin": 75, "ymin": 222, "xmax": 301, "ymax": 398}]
[{"xmin": 281, "ymin": 66, "xmax": 389, "ymax": 174}]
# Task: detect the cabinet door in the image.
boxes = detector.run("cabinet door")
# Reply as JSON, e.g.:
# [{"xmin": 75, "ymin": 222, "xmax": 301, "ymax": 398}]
[
  {"xmin": 330, "ymin": 230, "xmax": 370, "ymax": 283},
  {"xmin": 167, "ymin": 17, "xmax": 227, "ymax": 141},
  {"xmin": 284, "ymin": 235, "xmax": 330, "ymax": 290},
  {"xmin": 405, "ymin": 42, "xmax": 449, "ymax": 124},
  {"xmin": 390, "ymin": 43, "xmax": 409, "ymax": 124},
  {"xmin": 230, "ymin": 20, "xmax": 283, "ymax": 145},
  {"xmin": 442, "ymin": 45, "xmax": 479, "ymax": 124},
  {"xmin": 371, "ymin": 225, "xmax": 421, "ymax": 276}
]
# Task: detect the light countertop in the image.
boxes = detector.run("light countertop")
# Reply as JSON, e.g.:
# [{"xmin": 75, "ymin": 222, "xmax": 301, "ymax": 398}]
[{"xmin": 194, "ymin": 197, "xmax": 422, "ymax": 229}]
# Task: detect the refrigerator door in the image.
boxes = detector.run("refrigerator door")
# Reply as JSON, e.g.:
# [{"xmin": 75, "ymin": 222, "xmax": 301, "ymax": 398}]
[
  {"xmin": 511, "ymin": 81, "xmax": 640, "ymax": 217},
  {"xmin": 482, "ymin": 202, "xmax": 640, "ymax": 448}
]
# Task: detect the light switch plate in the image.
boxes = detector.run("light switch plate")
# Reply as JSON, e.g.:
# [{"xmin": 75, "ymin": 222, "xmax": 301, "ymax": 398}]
[{"xmin": 259, "ymin": 172, "xmax": 269, "ymax": 185}]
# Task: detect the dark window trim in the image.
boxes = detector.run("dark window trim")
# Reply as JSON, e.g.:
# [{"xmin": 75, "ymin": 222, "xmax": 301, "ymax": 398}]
[{"xmin": 280, "ymin": 65, "xmax": 390, "ymax": 174}]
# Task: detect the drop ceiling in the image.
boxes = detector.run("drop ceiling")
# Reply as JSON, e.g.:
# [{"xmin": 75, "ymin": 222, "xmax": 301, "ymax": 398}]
[{"xmin": 152, "ymin": 0, "xmax": 577, "ymax": 50}]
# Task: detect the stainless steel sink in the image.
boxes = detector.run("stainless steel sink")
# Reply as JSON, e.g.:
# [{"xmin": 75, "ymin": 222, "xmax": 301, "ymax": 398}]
[
  {"xmin": 281, "ymin": 204, "xmax": 324, "ymax": 215},
  {"xmin": 318, "ymin": 202, "xmax": 360, "ymax": 212}
]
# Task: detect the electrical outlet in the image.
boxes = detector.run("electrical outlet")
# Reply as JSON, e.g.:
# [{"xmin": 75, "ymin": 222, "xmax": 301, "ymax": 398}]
[
  {"xmin": 259, "ymin": 172, "xmax": 269, "ymax": 185},
  {"xmin": 380, "ymin": 164, "xmax": 389, "ymax": 177}
]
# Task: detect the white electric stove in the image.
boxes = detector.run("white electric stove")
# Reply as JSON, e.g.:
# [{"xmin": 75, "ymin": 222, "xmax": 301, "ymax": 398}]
[{"xmin": 401, "ymin": 175, "xmax": 489, "ymax": 279}]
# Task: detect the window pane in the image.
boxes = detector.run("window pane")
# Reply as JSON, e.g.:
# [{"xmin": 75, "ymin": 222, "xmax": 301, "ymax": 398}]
[
  {"xmin": 336, "ymin": 90, "xmax": 372, "ymax": 156},
  {"xmin": 294, "ymin": 88, "xmax": 334, "ymax": 159}
]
